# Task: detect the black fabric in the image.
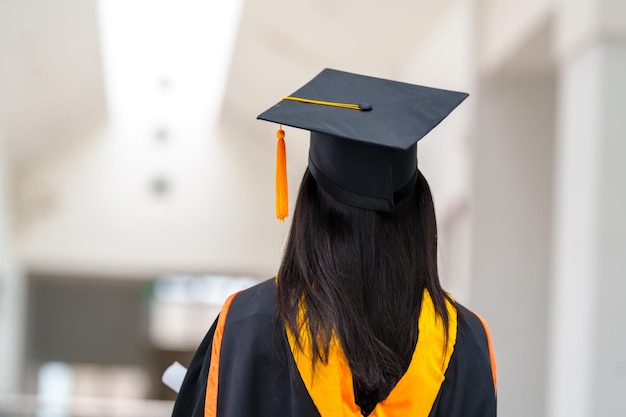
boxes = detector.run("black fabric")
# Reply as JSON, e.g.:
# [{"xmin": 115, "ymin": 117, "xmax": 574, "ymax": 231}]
[
  {"xmin": 171, "ymin": 318, "xmax": 218, "ymax": 417},
  {"xmin": 171, "ymin": 279, "xmax": 497, "ymax": 417},
  {"xmin": 215, "ymin": 280, "xmax": 318, "ymax": 417},
  {"xmin": 430, "ymin": 304, "xmax": 498, "ymax": 417},
  {"xmin": 257, "ymin": 68, "xmax": 468, "ymax": 150},
  {"xmin": 308, "ymin": 133, "xmax": 418, "ymax": 211}
]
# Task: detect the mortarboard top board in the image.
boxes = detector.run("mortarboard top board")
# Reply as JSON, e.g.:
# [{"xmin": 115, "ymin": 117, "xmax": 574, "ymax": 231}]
[{"xmin": 257, "ymin": 68, "xmax": 468, "ymax": 219}]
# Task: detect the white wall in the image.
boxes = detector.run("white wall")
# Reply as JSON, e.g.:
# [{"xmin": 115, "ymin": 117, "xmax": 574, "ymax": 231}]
[
  {"xmin": 405, "ymin": 0, "xmax": 476, "ymax": 302},
  {"xmin": 0, "ymin": 129, "xmax": 26, "ymax": 394},
  {"xmin": 548, "ymin": 1, "xmax": 626, "ymax": 412},
  {"xmin": 14, "ymin": 124, "xmax": 289, "ymax": 279},
  {"xmin": 478, "ymin": 0, "xmax": 554, "ymax": 75},
  {"xmin": 472, "ymin": 73, "xmax": 556, "ymax": 417}
]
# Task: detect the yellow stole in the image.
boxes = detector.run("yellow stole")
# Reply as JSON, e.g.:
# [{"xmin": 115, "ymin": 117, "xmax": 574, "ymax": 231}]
[{"xmin": 286, "ymin": 290, "xmax": 457, "ymax": 417}]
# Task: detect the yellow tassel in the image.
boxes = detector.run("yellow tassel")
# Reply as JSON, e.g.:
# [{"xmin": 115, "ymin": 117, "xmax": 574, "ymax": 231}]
[{"xmin": 276, "ymin": 127, "xmax": 288, "ymax": 221}]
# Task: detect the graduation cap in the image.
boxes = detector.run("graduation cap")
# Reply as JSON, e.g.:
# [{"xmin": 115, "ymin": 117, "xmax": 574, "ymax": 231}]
[{"xmin": 257, "ymin": 68, "xmax": 468, "ymax": 220}]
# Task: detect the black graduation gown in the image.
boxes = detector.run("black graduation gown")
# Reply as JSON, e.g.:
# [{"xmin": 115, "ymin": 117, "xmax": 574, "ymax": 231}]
[{"xmin": 171, "ymin": 279, "xmax": 497, "ymax": 417}]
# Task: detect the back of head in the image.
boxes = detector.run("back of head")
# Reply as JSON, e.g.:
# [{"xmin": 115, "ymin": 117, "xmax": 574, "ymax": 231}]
[{"xmin": 277, "ymin": 168, "xmax": 449, "ymax": 412}]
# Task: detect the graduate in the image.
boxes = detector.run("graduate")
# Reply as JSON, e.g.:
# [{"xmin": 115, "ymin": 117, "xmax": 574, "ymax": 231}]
[{"xmin": 171, "ymin": 68, "xmax": 497, "ymax": 417}]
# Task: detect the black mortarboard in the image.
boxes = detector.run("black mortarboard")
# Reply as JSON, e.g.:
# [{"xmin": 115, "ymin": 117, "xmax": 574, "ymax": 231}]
[{"xmin": 257, "ymin": 68, "xmax": 468, "ymax": 219}]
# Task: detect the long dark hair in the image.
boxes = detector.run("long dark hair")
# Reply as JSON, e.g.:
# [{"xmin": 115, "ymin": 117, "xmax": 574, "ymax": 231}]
[{"xmin": 277, "ymin": 168, "xmax": 450, "ymax": 413}]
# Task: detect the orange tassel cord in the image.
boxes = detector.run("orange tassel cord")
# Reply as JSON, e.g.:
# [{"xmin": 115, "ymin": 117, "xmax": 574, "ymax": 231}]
[{"xmin": 275, "ymin": 127, "xmax": 288, "ymax": 221}]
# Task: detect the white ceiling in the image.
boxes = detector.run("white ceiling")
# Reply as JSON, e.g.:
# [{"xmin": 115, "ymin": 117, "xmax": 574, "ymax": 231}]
[
  {"xmin": 0, "ymin": 0, "xmax": 107, "ymax": 167},
  {"xmin": 0, "ymin": 0, "xmax": 454, "ymax": 168}
]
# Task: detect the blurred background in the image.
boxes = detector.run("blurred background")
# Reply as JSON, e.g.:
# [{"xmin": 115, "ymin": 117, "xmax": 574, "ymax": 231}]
[{"xmin": 0, "ymin": 0, "xmax": 625, "ymax": 416}]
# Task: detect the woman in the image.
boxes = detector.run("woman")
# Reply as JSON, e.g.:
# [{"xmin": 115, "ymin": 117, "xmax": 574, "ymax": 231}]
[{"xmin": 172, "ymin": 68, "xmax": 497, "ymax": 417}]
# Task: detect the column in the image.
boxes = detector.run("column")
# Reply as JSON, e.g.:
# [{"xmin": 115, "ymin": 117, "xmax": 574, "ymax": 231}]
[{"xmin": 548, "ymin": 1, "xmax": 626, "ymax": 416}]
